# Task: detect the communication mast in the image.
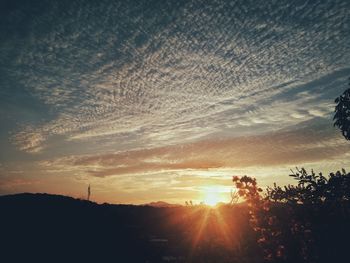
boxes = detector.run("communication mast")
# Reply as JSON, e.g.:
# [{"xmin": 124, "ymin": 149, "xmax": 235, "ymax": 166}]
[{"xmin": 87, "ymin": 184, "xmax": 91, "ymax": 201}]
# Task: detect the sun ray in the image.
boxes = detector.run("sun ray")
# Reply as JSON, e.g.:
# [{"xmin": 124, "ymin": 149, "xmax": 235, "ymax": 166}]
[
  {"xmin": 213, "ymin": 208, "xmax": 233, "ymax": 248},
  {"xmin": 190, "ymin": 207, "xmax": 211, "ymax": 256}
]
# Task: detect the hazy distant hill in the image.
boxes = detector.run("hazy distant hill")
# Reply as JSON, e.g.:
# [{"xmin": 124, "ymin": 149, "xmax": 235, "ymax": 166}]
[{"xmin": 145, "ymin": 201, "xmax": 181, "ymax": 207}]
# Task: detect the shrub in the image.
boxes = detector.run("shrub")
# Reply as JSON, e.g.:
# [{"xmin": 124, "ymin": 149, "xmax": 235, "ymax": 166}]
[{"xmin": 233, "ymin": 169, "xmax": 350, "ymax": 263}]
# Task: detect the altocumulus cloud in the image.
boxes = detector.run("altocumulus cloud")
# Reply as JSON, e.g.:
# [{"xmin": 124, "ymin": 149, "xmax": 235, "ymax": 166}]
[
  {"xmin": 40, "ymin": 120, "xmax": 349, "ymax": 178},
  {"xmin": 0, "ymin": 0, "xmax": 349, "ymax": 157}
]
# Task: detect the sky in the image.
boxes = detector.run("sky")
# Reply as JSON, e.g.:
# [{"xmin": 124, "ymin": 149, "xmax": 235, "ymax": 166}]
[{"xmin": 1, "ymin": 0, "xmax": 350, "ymax": 204}]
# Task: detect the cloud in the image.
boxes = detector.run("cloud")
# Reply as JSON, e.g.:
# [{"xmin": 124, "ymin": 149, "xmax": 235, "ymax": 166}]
[
  {"xmin": 40, "ymin": 121, "xmax": 350, "ymax": 178},
  {"xmin": 1, "ymin": 0, "xmax": 349, "ymax": 155},
  {"xmin": 11, "ymin": 126, "xmax": 46, "ymax": 154}
]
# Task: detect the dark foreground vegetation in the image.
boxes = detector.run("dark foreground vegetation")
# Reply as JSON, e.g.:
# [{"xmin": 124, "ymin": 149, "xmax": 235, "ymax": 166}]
[
  {"xmin": 1, "ymin": 168, "xmax": 350, "ymax": 263},
  {"xmin": 233, "ymin": 168, "xmax": 350, "ymax": 263},
  {"xmin": 1, "ymin": 193, "xmax": 257, "ymax": 262}
]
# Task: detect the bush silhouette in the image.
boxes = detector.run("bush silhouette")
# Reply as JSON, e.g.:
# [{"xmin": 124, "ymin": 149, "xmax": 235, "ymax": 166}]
[{"xmin": 233, "ymin": 169, "xmax": 350, "ymax": 263}]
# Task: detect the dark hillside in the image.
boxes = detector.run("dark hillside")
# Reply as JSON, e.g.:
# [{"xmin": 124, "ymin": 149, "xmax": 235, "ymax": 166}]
[{"xmin": 0, "ymin": 193, "xmax": 256, "ymax": 263}]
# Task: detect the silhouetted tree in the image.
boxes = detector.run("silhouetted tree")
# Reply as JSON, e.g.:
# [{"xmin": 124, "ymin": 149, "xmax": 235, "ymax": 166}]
[
  {"xmin": 268, "ymin": 168, "xmax": 350, "ymax": 205},
  {"xmin": 232, "ymin": 176, "xmax": 285, "ymax": 262},
  {"xmin": 233, "ymin": 168, "xmax": 350, "ymax": 263},
  {"xmin": 334, "ymin": 78, "xmax": 350, "ymax": 140}
]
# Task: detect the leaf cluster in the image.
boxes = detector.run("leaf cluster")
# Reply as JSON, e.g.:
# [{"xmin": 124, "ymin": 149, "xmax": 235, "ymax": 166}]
[
  {"xmin": 334, "ymin": 79, "xmax": 350, "ymax": 140},
  {"xmin": 267, "ymin": 168, "xmax": 350, "ymax": 205}
]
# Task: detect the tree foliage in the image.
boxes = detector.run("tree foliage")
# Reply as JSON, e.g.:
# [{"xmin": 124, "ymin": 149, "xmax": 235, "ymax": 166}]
[
  {"xmin": 233, "ymin": 169, "xmax": 350, "ymax": 263},
  {"xmin": 268, "ymin": 168, "xmax": 350, "ymax": 205},
  {"xmin": 334, "ymin": 78, "xmax": 350, "ymax": 140}
]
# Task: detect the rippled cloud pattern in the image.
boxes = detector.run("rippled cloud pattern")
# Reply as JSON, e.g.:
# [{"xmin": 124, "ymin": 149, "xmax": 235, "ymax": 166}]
[{"xmin": 1, "ymin": 0, "xmax": 350, "ymax": 203}]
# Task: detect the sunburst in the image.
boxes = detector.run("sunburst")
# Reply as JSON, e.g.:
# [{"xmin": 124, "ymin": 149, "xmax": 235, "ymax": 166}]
[{"xmin": 202, "ymin": 187, "xmax": 226, "ymax": 206}]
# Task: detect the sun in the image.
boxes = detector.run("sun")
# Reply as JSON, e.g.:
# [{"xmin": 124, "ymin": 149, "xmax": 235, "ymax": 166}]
[{"xmin": 203, "ymin": 190, "xmax": 223, "ymax": 207}]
